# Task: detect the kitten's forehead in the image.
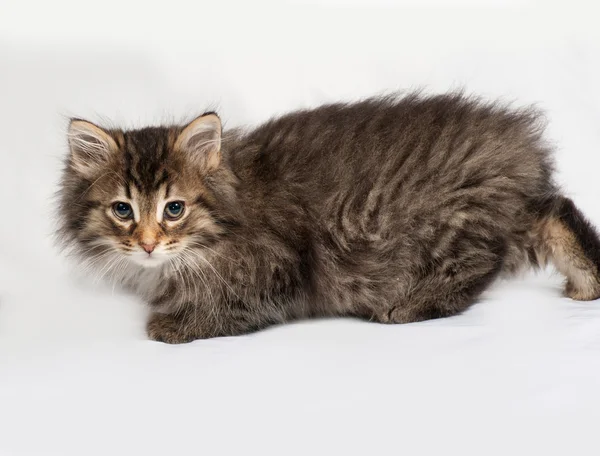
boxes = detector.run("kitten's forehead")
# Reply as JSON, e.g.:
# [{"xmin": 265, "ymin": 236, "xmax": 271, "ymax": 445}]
[{"xmin": 117, "ymin": 126, "xmax": 181, "ymax": 195}]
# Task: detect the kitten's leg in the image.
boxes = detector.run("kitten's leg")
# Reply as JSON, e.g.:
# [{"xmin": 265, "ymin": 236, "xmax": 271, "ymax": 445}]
[
  {"xmin": 146, "ymin": 311, "xmax": 205, "ymax": 344},
  {"xmin": 147, "ymin": 303, "xmax": 285, "ymax": 343},
  {"xmin": 535, "ymin": 197, "xmax": 600, "ymax": 301},
  {"xmin": 374, "ymin": 237, "xmax": 505, "ymax": 324},
  {"xmin": 381, "ymin": 266, "xmax": 503, "ymax": 324}
]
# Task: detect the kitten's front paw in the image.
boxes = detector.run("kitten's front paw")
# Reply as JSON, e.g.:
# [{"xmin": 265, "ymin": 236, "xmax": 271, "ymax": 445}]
[
  {"xmin": 564, "ymin": 279, "xmax": 600, "ymax": 301},
  {"xmin": 147, "ymin": 312, "xmax": 198, "ymax": 344}
]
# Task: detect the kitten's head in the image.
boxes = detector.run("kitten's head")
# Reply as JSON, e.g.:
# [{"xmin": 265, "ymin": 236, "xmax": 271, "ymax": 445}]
[{"xmin": 58, "ymin": 113, "xmax": 235, "ymax": 270}]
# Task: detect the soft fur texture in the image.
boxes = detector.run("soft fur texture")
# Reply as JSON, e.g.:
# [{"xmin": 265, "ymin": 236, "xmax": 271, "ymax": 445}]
[{"xmin": 57, "ymin": 92, "xmax": 600, "ymax": 343}]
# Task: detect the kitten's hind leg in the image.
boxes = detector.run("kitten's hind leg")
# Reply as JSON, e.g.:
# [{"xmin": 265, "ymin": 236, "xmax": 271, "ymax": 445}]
[
  {"xmin": 375, "ymin": 236, "xmax": 506, "ymax": 324},
  {"xmin": 535, "ymin": 197, "xmax": 600, "ymax": 301}
]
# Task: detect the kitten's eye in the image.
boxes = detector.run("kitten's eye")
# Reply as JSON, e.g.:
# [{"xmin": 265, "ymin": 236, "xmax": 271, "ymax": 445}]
[
  {"xmin": 164, "ymin": 201, "xmax": 185, "ymax": 220},
  {"xmin": 113, "ymin": 202, "xmax": 133, "ymax": 220}
]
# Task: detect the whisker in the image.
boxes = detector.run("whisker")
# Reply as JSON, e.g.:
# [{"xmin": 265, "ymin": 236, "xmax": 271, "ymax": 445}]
[{"xmin": 184, "ymin": 241, "xmax": 239, "ymax": 263}]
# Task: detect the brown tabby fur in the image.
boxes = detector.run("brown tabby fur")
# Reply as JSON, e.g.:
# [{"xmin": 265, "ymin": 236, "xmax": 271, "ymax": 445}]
[{"xmin": 57, "ymin": 92, "xmax": 600, "ymax": 343}]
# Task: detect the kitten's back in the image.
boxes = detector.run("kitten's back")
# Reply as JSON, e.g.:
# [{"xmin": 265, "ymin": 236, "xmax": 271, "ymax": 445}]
[{"xmin": 226, "ymin": 93, "xmax": 599, "ymax": 322}]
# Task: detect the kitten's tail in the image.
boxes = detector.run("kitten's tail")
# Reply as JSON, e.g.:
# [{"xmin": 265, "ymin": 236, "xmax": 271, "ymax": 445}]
[{"xmin": 533, "ymin": 196, "xmax": 600, "ymax": 300}]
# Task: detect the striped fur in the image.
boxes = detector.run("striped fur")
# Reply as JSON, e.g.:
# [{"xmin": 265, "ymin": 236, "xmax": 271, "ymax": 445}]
[{"xmin": 57, "ymin": 92, "xmax": 600, "ymax": 343}]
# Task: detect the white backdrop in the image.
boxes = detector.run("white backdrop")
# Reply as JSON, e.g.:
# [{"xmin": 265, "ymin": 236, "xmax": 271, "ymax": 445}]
[{"xmin": 1, "ymin": 1, "xmax": 599, "ymax": 455}]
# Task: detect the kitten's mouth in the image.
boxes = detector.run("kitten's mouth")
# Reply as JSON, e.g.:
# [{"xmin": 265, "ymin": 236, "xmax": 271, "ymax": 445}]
[{"xmin": 129, "ymin": 251, "xmax": 169, "ymax": 268}]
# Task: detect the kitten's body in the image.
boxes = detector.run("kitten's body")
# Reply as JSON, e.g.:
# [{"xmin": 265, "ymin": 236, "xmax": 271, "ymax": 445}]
[{"xmin": 58, "ymin": 93, "xmax": 600, "ymax": 343}]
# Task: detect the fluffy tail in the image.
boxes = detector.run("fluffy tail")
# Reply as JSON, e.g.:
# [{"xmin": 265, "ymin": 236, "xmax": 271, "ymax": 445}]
[{"xmin": 534, "ymin": 196, "xmax": 600, "ymax": 300}]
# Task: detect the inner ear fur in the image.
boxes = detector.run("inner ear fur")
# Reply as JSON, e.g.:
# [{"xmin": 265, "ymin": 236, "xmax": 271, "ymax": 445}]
[
  {"xmin": 67, "ymin": 119, "xmax": 118, "ymax": 178},
  {"xmin": 174, "ymin": 113, "xmax": 222, "ymax": 169}
]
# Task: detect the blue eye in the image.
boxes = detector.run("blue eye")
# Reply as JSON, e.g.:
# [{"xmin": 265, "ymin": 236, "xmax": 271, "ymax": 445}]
[
  {"xmin": 164, "ymin": 201, "xmax": 185, "ymax": 220},
  {"xmin": 113, "ymin": 202, "xmax": 133, "ymax": 219}
]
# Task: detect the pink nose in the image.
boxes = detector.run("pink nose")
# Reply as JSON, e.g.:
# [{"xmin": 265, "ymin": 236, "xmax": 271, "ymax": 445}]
[{"xmin": 140, "ymin": 242, "xmax": 157, "ymax": 254}]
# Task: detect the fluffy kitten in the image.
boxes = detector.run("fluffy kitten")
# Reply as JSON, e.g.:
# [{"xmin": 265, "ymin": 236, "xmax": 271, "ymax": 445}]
[{"xmin": 57, "ymin": 92, "xmax": 600, "ymax": 343}]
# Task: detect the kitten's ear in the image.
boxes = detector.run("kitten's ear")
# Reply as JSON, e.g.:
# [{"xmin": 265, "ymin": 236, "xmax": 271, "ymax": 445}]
[
  {"xmin": 175, "ymin": 113, "xmax": 222, "ymax": 169},
  {"xmin": 67, "ymin": 119, "xmax": 118, "ymax": 178}
]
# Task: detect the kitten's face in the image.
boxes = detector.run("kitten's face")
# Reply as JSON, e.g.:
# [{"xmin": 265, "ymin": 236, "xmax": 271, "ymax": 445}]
[
  {"xmin": 90, "ymin": 178, "xmax": 214, "ymax": 268},
  {"xmin": 59, "ymin": 114, "xmax": 227, "ymax": 270}
]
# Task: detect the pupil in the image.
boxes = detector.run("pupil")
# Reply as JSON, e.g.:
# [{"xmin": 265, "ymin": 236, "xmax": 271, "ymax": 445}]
[{"xmin": 169, "ymin": 203, "xmax": 180, "ymax": 212}]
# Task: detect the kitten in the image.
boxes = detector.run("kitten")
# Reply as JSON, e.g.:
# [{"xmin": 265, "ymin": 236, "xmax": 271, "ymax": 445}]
[{"xmin": 57, "ymin": 92, "xmax": 600, "ymax": 343}]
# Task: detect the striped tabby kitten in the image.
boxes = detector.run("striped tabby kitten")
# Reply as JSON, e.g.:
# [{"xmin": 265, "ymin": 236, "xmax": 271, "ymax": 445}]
[{"xmin": 58, "ymin": 93, "xmax": 600, "ymax": 343}]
